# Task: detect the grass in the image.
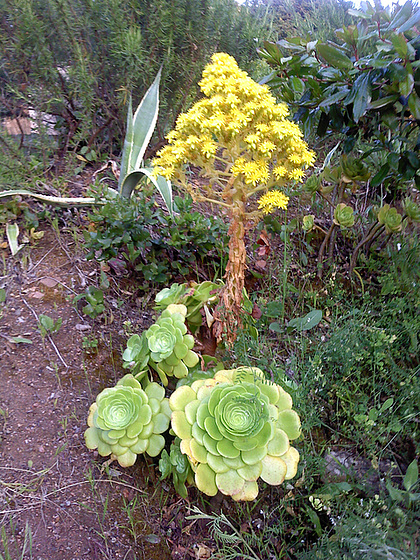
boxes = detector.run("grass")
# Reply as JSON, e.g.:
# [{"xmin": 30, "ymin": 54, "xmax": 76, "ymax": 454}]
[{"xmin": 0, "ymin": 521, "xmax": 32, "ymax": 560}]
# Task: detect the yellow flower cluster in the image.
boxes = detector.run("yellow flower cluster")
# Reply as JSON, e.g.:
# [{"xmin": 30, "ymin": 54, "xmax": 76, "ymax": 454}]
[
  {"xmin": 258, "ymin": 191, "xmax": 289, "ymax": 214},
  {"xmin": 153, "ymin": 52, "xmax": 315, "ymax": 197}
]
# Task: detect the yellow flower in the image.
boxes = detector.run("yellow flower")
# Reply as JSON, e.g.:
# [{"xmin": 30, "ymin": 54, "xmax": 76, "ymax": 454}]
[
  {"xmin": 289, "ymin": 168, "xmax": 305, "ymax": 182},
  {"xmin": 258, "ymin": 141, "xmax": 276, "ymax": 157},
  {"xmin": 258, "ymin": 191, "xmax": 289, "ymax": 214},
  {"xmin": 153, "ymin": 52, "xmax": 314, "ymax": 192},
  {"xmin": 273, "ymin": 165, "xmax": 288, "ymax": 179}
]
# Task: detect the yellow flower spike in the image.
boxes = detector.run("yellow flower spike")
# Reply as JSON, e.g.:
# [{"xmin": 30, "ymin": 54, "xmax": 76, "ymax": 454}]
[{"xmin": 258, "ymin": 191, "xmax": 289, "ymax": 214}]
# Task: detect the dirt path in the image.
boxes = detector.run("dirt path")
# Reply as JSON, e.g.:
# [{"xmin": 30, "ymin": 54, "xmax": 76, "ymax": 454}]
[{"xmin": 0, "ymin": 226, "xmax": 185, "ymax": 559}]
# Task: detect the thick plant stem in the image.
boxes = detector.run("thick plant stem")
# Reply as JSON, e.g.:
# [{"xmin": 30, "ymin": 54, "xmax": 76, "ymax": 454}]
[
  {"xmin": 281, "ymin": 208, "xmax": 288, "ymax": 326},
  {"xmin": 215, "ymin": 197, "xmax": 247, "ymax": 345},
  {"xmin": 349, "ymin": 223, "xmax": 384, "ymax": 275},
  {"xmin": 317, "ymin": 222, "xmax": 336, "ymax": 277}
]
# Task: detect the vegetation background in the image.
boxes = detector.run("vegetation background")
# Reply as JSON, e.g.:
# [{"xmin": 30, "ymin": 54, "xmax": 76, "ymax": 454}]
[{"xmin": 0, "ymin": 0, "xmax": 419, "ymax": 559}]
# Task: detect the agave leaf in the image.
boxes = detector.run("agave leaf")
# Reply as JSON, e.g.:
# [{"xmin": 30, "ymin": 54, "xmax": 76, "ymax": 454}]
[
  {"xmin": 120, "ymin": 167, "xmax": 173, "ymax": 214},
  {"xmin": 0, "ymin": 189, "xmax": 101, "ymax": 207},
  {"xmin": 6, "ymin": 223, "xmax": 23, "ymax": 256},
  {"xmin": 119, "ymin": 67, "xmax": 162, "ymax": 190},
  {"xmin": 119, "ymin": 95, "xmax": 134, "ymax": 190}
]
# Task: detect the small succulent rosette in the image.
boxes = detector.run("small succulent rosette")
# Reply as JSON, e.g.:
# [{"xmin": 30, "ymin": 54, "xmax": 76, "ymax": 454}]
[
  {"xmin": 378, "ymin": 204, "xmax": 403, "ymax": 233},
  {"xmin": 333, "ymin": 203, "xmax": 355, "ymax": 228},
  {"xmin": 169, "ymin": 367, "xmax": 301, "ymax": 501},
  {"xmin": 84, "ymin": 374, "xmax": 171, "ymax": 467},
  {"xmin": 123, "ymin": 304, "xmax": 199, "ymax": 386},
  {"xmin": 154, "ymin": 281, "xmax": 221, "ymax": 333}
]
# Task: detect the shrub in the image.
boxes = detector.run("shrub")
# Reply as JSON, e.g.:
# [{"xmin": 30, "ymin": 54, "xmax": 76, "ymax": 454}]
[{"xmin": 84, "ymin": 188, "xmax": 228, "ymax": 287}]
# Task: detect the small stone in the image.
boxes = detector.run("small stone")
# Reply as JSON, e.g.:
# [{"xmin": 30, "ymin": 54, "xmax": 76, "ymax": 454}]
[{"xmin": 40, "ymin": 278, "xmax": 59, "ymax": 288}]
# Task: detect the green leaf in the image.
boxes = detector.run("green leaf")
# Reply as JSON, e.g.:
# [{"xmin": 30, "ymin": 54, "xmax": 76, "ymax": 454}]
[
  {"xmin": 318, "ymin": 90, "xmax": 349, "ymax": 108},
  {"xmin": 369, "ymin": 95, "xmax": 399, "ymax": 109},
  {"xmin": 400, "ymin": 73, "xmax": 414, "ymax": 97},
  {"xmin": 408, "ymin": 93, "xmax": 420, "ymax": 120},
  {"xmin": 305, "ymin": 506, "xmax": 323, "ymax": 537},
  {"xmin": 119, "ymin": 67, "xmax": 162, "ymax": 190},
  {"xmin": 370, "ymin": 164, "xmax": 390, "ymax": 187},
  {"xmin": 387, "ymin": 480, "xmax": 404, "ymax": 502},
  {"xmin": 397, "ymin": 8, "xmax": 420, "ymax": 33},
  {"xmin": 269, "ymin": 322, "xmax": 282, "ymax": 333},
  {"xmin": 317, "ymin": 43, "xmax": 353, "ymax": 70},
  {"xmin": 39, "ymin": 314, "xmax": 54, "ymax": 332},
  {"xmin": 388, "ymin": 1, "xmax": 415, "ymax": 31},
  {"xmin": 379, "ymin": 398, "xmax": 394, "ymax": 413},
  {"xmin": 257, "ymin": 41, "xmax": 284, "ymax": 64},
  {"xmin": 347, "ymin": 8, "xmax": 371, "ymax": 19},
  {"xmin": 118, "ymin": 95, "xmax": 133, "ymax": 190},
  {"xmin": 10, "ymin": 337, "xmax": 32, "ymax": 344},
  {"xmin": 287, "ymin": 310, "xmax": 322, "ymax": 332},
  {"xmin": 290, "ymin": 77, "xmax": 305, "ymax": 95},
  {"xmin": 391, "ymin": 33, "xmax": 408, "ymax": 58},
  {"xmin": 403, "ymin": 460, "xmax": 419, "ymax": 491},
  {"xmin": 6, "ymin": 223, "xmax": 23, "ymax": 256},
  {"xmin": 0, "ymin": 288, "xmax": 5, "ymax": 303},
  {"xmin": 352, "ymin": 73, "xmax": 371, "ymax": 122}
]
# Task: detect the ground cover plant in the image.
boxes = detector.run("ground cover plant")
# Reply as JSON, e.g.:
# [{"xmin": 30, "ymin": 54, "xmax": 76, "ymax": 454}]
[{"xmin": 0, "ymin": 1, "xmax": 419, "ymax": 559}]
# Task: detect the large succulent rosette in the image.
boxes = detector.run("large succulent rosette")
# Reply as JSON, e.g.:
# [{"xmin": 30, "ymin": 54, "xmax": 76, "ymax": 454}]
[
  {"xmin": 123, "ymin": 304, "xmax": 199, "ymax": 385},
  {"xmin": 84, "ymin": 374, "xmax": 171, "ymax": 467},
  {"xmin": 169, "ymin": 367, "xmax": 301, "ymax": 501}
]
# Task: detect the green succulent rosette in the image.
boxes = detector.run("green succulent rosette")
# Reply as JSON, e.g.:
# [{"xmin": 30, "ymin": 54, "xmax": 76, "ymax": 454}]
[
  {"xmin": 169, "ymin": 367, "xmax": 301, "ymax": 501},
  {"xmin": 154, "ymin": 281, "xmax": 221, "ymax": 333},
  {"xmin": 123, "ymin": 304, "xmax": 200, "ymax": 386},
  {"xmin": 333, "ymin": 203, "xmax": 355, "ymax": 228},
  {"xmin": 378, "ymin": 204, "xmax": 403, "ymax": 233},
  {"xmin": 340, "ymin": 155, "xmax": 370, "ymax": 184},
  {"xmin": 302, "ymin": 214, "xmax": 315, "ymax": 232},
  {"xmin": 149, "ymin": 305, "xmax": 199, "ymax": 384},
  {"xmin": 303, "ymin": 174, "xmax": 321, "ymax": 194},
  {"xmin": 84, "ymin": 374, "xmax": 171, "ymax": 467},
  {"xmin": 402, "ymin": 198, "xmax": 420, "ymax": 223}
]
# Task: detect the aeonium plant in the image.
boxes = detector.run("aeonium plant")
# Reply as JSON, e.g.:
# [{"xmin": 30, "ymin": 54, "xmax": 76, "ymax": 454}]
[
  {"xmin": 153, "ymin": 53, "xmax": 314, "ymax": 343},
  {"xmin": 168, "ymin": 367, "xmax": 301, "ymax": 501},
  {"xmin": 84, "ymin": 374, "xmax": 171, "ymax": 467},
  {"xmin": 123, "ymin": 304, "xmax": 199, "ymax": 386}
]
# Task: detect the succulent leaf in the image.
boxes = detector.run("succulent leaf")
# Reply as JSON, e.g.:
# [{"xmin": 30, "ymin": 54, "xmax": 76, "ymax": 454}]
[{"xmin": 403, "ymin": 198, "xmax": 420, "ymax": 222}]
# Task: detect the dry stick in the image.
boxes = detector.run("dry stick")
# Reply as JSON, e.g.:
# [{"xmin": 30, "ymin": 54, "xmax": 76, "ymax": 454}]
[{"xmin": 20, "ymin": 296, "xmax": 68, "ymax": 368}]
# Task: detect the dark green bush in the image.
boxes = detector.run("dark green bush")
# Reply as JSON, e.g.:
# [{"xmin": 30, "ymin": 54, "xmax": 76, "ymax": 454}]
[{"xmin": 84, "ymin": 189, "xmax": 228, "ymax": 288}]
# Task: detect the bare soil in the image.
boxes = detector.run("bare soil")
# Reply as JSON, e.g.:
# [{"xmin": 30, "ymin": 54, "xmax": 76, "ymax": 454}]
[{"xmin": 0, "ymin": 223, "xmax": 212, "ymax": 560}]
